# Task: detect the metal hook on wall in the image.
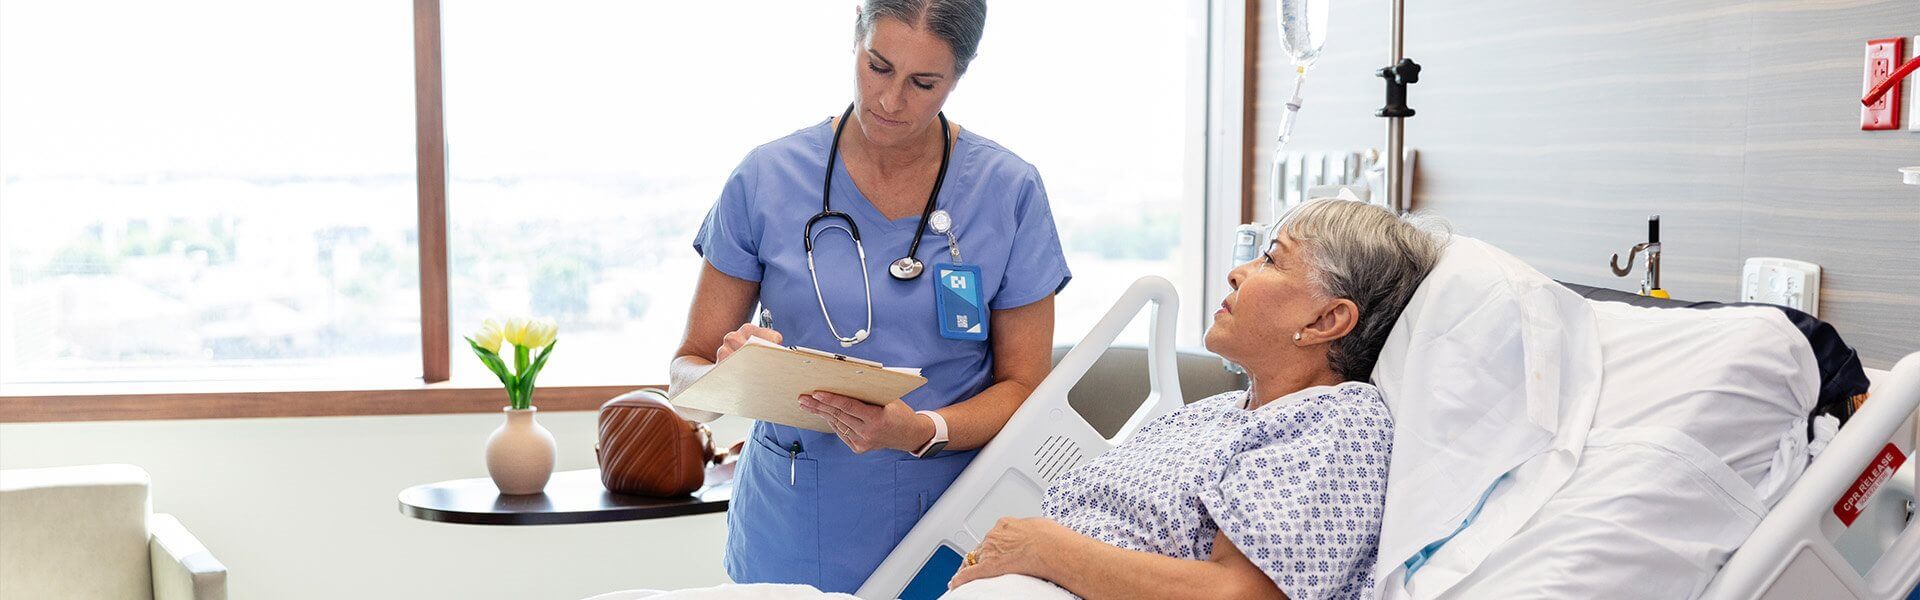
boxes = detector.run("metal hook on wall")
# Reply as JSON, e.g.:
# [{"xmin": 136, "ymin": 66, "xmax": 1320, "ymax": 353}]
[{"xmin": 1608, "ymin": 215, "xmax": 1667, "ymax": 298}]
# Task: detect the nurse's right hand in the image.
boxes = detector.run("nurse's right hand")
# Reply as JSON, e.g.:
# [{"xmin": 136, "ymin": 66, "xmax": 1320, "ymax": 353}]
[{"xmin": 715, "ymin": 323, "xmax": 782, "ymax": 363}]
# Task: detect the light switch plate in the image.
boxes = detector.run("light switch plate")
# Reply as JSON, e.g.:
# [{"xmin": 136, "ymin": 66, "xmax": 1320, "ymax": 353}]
[{"xmin": 1742, "ymin": 257, "xmax": 1822, "ymax": 317}]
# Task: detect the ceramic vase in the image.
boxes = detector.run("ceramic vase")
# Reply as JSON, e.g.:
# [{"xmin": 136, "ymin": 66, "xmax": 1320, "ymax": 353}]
[{"xmin": 486, "ymin": 406, "xmax": 556, "ymax": 495}]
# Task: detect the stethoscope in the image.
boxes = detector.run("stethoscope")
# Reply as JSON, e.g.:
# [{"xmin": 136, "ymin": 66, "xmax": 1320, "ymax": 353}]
[{"xmin": 804, "ymin": 104, "xmax": 955, "ymax": 347}]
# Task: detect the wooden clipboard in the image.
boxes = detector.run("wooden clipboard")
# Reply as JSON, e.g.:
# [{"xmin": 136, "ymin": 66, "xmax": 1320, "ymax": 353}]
[{"xmin": 669, "ymin": 342, "xmax": 928, "ymax": 433}]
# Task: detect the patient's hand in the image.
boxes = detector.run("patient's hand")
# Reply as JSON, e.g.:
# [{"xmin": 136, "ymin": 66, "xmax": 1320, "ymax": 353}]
[{"xmin": 950, "ymin": 517, "xmax": 1075, "ymax": 590}]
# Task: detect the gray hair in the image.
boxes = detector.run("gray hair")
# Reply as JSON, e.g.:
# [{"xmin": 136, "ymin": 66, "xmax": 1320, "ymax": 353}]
[
  {"xmin": 855, "ymin": 0, "xmax": 988, "ymax": 77},
  {"xmin": 1276, "ymin": 198, "xmax": 1448, "ymax": 382}
]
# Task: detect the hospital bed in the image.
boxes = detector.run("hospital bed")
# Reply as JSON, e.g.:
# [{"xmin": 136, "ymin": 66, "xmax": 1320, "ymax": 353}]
[{"xmin": 856, "ymin": 276, "xmax": 1920, "ymax": 600}]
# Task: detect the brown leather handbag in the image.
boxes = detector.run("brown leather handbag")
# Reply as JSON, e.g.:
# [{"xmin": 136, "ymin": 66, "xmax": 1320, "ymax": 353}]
[{"xmin": 594, "ymin": 389, "xmax": 734, "ymax": 497}]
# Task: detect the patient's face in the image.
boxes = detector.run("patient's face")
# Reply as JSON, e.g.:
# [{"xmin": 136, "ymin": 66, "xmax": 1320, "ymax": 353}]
[{"xmin": 1206, "ymin": 234, "xmax": 1326, "ymax": 366}]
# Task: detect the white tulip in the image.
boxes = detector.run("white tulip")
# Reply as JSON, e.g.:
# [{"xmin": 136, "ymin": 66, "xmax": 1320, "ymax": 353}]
[
  {"xmin": 471, "ymin": 318, "xmax": 505, "ymax": 354},
  {"xmin": 521, "ymin": 317, "xmax": 559, "ymax": 350},
  {"xmin": 501, "ymin": 316, "xmax": 532, "ymax": 349}
]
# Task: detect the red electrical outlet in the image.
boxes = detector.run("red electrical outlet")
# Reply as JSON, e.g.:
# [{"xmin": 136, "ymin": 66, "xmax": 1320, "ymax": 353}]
[{"xmin": 1862, "ymin": 37, "xmax": 1905, "ymax": 131}]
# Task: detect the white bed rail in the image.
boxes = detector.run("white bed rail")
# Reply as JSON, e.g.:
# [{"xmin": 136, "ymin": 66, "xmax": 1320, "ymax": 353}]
[
  {"xmin": 856, "ymin": 276, "xmax": 1185, "ymax": 599},
  {"xmin": 1705, "ymin": 352, "xmax": 1920, "ymax": 599}
]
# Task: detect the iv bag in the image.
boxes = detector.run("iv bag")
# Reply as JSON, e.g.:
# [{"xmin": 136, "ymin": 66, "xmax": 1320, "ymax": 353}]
[
  {"xmin": 1269, "ymin": 0, "xmax": 1330, "ymax": 214},
  {"xmin": 1276, "ymin": 0, "xmax": 1329, "ymax": 69}
]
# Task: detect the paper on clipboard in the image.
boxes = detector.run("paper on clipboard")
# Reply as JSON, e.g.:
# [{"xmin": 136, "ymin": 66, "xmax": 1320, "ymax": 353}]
[
  {"xmin": 743, "ymin": 337, "xmax": 922, "ymax": 376},
  {"xmin": 669, "ymin": 337, "xmax": 928, "ymax": 433}
]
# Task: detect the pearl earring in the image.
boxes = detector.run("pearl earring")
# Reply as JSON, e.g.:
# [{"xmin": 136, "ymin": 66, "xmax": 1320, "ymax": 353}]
[{"xmin": 1293, "ymin": 331, "xmax": 1303, "ymax": 343}]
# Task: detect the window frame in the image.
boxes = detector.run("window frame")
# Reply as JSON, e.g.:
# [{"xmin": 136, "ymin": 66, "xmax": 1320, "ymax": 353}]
[{"xmin": 0, "ymin": 0, "xmax": 1247, "ymax": 423}]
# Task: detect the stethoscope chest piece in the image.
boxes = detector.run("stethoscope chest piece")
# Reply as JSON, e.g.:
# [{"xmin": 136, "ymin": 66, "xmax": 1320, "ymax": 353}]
[
  {"xmin": 889, "ymin": 257, "xmax": 925, "ymax": 280},
  {"xmin": 886, "ymin": 210, "xmax": 951, "ymax": 280}
]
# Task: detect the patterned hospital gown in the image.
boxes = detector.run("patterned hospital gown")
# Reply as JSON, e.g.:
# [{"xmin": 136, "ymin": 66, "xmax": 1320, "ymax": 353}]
[{"xmin": 1042, "ymin": 382, "xmax": 1393, "ymax": 600}]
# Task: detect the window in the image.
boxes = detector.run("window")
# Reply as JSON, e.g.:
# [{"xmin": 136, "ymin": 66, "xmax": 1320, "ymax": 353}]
[
  {"xmin": 439, "ymin": 2, "xmax": 851, "ymax": 386},
  {"xmin": 0, "ymin": 0, "xmax": 419, "ymax": 385},
  {"xmin": 440, "ymin": 1, "xmax": 1205, "ymax": 387},
  {"xmin": 943, "ymin": 2, "xmax": 1203, "ymax": 346},
  {"xmin": 0, "ymin": 0, "xmax": 1225, "ymax": 419}
]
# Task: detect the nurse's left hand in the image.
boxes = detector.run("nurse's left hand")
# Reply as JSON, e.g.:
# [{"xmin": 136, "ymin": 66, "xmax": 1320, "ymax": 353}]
[{"xmin": 797, "ymin": 391, "xmax": 932, "ymax": 454}]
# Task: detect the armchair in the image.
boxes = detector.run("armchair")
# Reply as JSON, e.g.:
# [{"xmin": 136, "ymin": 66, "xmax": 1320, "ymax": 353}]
[{"xmin": 0, "ymin": 464, "xmax": 227, "ymax": 600}]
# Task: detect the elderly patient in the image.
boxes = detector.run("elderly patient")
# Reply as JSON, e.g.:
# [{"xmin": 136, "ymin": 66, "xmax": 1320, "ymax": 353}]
[{"xmin": 949, "ymin": 199, "xmax": 1443, "ymax": 599}]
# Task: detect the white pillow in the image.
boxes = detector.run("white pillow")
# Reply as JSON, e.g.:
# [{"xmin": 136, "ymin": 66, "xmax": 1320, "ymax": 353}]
[
  {"xmin": 1371, "ymin": 236, "xmax": 1607, "ymax": 593},
  {"xmin": 1586, "ymin": 300, "xmax": 1821, "ymax": 504}
]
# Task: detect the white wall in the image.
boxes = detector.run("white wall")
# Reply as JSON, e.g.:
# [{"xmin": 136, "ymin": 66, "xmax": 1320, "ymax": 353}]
[{"xmin": 0, "ymin": 411, "xmax": 754, "ymax": 600}]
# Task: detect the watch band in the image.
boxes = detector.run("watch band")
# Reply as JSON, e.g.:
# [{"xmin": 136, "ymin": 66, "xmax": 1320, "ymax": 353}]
[{"xmin": 913, "ymin": 410, "xmax": 949, "ymax": 458}]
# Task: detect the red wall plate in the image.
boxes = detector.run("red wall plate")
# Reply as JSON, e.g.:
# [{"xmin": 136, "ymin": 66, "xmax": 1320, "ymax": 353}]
[{"xmin": 1863, "ymin": 37, "xmax": 1906, "ymax": 131}]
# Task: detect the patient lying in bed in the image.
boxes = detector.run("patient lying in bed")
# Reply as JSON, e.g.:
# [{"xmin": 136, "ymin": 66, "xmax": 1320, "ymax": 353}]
[{"xmin": 948, "ymin": 199, "xmax": 1443, "ymax": 599}]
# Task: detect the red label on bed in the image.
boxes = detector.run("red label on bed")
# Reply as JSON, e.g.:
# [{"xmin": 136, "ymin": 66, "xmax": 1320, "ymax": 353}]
[{"xmin": 1834, "ymin": 443, "xmax": 1907, "ymax": 527}]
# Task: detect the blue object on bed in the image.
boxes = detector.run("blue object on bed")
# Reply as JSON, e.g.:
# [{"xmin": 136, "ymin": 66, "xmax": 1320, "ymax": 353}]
[{"xmin": 898, "ymin": 544, "xmax": 963, "ymax": 600}]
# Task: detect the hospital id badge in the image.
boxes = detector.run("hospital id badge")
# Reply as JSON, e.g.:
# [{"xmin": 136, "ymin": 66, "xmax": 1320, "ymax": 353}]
[{"xmin": 933, "ymin": 263, "xmax": 988, "ymax": 341}]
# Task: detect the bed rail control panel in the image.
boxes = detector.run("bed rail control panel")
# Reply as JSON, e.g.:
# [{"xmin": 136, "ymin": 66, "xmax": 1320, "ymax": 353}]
[{"xmin": 1741, "ymin": 257, "xmax": 1822, "ymax": 317}]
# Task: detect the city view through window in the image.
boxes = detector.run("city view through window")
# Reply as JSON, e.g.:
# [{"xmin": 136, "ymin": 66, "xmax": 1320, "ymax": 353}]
[{"xmin": 1, "ymin": 1, "xmax": 1198, "ymax": 387}]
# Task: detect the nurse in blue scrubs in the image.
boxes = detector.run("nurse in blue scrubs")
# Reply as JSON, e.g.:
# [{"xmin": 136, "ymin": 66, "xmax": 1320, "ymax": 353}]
[{"xmin": 667, "ymin": 0, "xmax": 1070, "ymax": 593}]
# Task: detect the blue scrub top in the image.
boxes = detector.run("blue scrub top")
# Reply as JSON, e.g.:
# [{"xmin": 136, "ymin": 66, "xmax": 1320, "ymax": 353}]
[{"xmin": 693, "ymin": 118, "xmax": 1072, "ymax": 593}]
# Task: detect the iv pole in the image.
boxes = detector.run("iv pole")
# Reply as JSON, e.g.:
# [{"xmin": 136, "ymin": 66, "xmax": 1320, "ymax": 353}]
[{"xmin": 1378, "ymin": 0, "xmax": 1420, "ymax": 213}]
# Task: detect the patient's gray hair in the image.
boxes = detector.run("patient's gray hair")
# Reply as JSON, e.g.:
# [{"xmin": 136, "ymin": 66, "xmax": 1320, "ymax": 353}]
[{"xmin": 1277, "ymin": 199, "xmax": 1447, "ymax": 382}]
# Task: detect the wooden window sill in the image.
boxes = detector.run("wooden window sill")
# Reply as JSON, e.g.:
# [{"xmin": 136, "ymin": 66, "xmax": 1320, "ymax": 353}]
[{"xmin": 0, "ymin": 381, "xmax": 654, "ymax": 423}]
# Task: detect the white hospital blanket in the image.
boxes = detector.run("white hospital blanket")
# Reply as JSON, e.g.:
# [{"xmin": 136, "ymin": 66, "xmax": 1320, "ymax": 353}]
[
  {"xmin": 1585, "ymin": 301, "xmax": 1820, "ymax": 506},
  {"xmin": 579, "ymin": 584, "xmax": 854, "ymax": 600},
  {"xmin": 1410, "ymin": 301, "xmax": 1819, "ymax": 599},
  {"xmin": 582, "ymin": 575, "xmax": 1075, "ymax": 600},
  {"xmin": 1374, "ymin": 236, "xmax": 1820, "ymax": 599},
  {"xmin": 1416, "ymin": 427, "xmax": 1766, "ymax": 599},
  {"xmin": 943, "ymin": 574, "xmax": 1080, "ymax": 599}
]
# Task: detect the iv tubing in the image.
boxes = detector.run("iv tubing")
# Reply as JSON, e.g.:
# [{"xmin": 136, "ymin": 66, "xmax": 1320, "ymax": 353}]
[{"xmin": 1269, "ymin": 68, "xmax": 1307, "ymax": 219}]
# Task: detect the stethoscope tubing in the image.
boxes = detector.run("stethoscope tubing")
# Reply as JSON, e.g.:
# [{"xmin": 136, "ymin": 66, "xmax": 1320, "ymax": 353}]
[
  {"xmin": 804, "ymin": 221, "xmax": 873, "ymax": 347},
  {"xmin": 803, "ymin": 103, "xmax": 953, "ymax": 346}
]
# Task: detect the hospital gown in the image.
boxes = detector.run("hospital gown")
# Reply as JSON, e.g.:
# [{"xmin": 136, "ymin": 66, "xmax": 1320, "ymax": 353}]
[{"xmin": 1043, "ymin": 382, "xmax": 1392, "ymax": 600}]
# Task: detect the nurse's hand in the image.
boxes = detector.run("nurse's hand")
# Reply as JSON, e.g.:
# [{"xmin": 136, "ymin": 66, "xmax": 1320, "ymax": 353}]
[
  {"xmin": 949, "ymin": 517, "xmax": 1073, "ymax": 589},
  {"xmin": 714, "ymin": 323, "xmax": 782, "ymax": 363},
  {"xmin": 798, "ymin": 391, "xmax": 934, "ymax": 454}
]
